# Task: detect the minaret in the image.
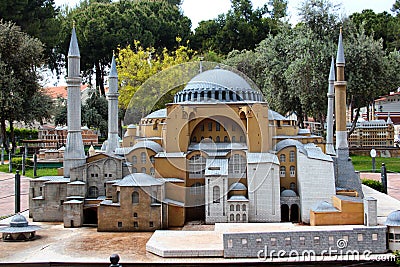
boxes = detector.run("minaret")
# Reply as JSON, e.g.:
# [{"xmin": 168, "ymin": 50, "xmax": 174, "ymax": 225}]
[
  {"xmin": 63, "ymin": 25, "xmax": 86, "ymax": 178},
  {"xmin": 105, "ymin": 54, "xmax": 120, "ymax": 154},
  {"xmin": 334, "ymin": 27, "xmax": 348, "ymax": 159},
  {"xmin": 333, "ymin": 28, "xmax": 364, "ymax": 197},
  {"xmin": 326, "ymin": 57, "xmax": 335, "ymax": 155}
]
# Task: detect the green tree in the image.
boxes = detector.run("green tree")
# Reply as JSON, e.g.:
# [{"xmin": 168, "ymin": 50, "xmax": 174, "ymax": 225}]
[
  {"xmin": 0, "ymin": 21, "xmax": 49, "ymax": 152},
  {"xmin": 57, "ymin": 0, "xmax": 191, "ymax": 96},
  {"xmin": 82, "ymin": 90, "xmax": 108, "ymax": 137},
  {"xmin": 350, "ymin": 9, "xmax": 400, "ymax": 51},
  {"xmin": 191, "ymin": 0, "xmax": 288, "ymax": 54},
  {"xmin": 0, "ymin": 0, "xmax": 60, "ymax": 70}
]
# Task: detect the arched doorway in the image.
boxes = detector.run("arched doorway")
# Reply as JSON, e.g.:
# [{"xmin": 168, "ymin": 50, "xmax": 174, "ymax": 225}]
[
  {"xmin": 281, "ymin": 204, "xmax": 289, "ymax": 222},
  {"xmin": 83, "ymin": 207, "xmax": 98, "ymax": 225},
  {"xmin": 290, "ymin": 204, "xmax": 299, "ymax": 222}
]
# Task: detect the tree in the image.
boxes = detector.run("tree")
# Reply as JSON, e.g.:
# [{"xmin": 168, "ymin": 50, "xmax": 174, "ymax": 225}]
[
  {"xmin": 82, "ymin": 90, "xmax": 108, "ymax": 137},
  {"xmin": 0, "ymin": 0, "xmax": 60, "ymax": 70},
  {"xmin": 0, "ymin": 21, "xmax": 51, "ymax": 152},
  {"xmin": 191, "ymin": 0, "xmax": 288, "ymax": 54},
  {"xmin": 57, "ymin": 0, "xmax": 191, "ymax": 96},
  {"xmin": 349, "ymin": 10, "xmax": 400, "ymax": 51}
]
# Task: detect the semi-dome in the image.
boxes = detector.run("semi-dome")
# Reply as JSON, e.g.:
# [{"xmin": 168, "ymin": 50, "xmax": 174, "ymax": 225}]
[
  {"xmin": 386, "ymin": 210, "xmax": 400, "ymax": 226},
  {"xmin": 173, "ymin": 68, "xmax": 263, "ymax": 103},
  {"xmin": 281, "ymin": 189, "xmax": 297, "ymax": 197}
]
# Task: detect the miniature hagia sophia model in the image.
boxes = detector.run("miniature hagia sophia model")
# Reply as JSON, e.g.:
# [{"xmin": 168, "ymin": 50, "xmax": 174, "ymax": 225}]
[{"xmin": 30, "ymin": 27, "xmax": 369, "ymax": 234}]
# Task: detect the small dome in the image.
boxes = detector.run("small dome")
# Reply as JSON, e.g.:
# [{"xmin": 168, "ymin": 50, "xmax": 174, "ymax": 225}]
[
  {"xmin": 311, "ymin": 201, "xmax": 339, "ymax": 212},
  {"xmin": 229, "ymin": 182, "xmax": 247, "ymax": 191},
  {"xmin": 10, "ymin": 214, "xmax": 29, "ymax": 227},
  {"xmin": 386, "ymin": 210, "xmax": 400, "ymax": 226},
  {"xmin": 281, "ymin": 189, "xmax": 297, "ymax": 197},
  {"xmin": 127, "ymin": 124, "xmax": 137, "ymax": 129}
]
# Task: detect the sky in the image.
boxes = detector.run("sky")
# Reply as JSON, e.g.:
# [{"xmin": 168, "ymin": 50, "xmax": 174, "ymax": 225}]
[{"xmin": 54, "ymin": 0, "xmax": 396, "ymax": 29}]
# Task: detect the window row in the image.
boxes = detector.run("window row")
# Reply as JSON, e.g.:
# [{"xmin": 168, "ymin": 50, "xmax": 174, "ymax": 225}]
[
  {"xmin": 199, "ymin": 122, "xmax": 239, "ymax": 132},
  {"xmin": 228, "ymin": 233, "xmax": 379, "ymax": 248},
  {"xmin": 279, "ymin": 166, "xmax": 296, "ymax": 177},
  {"xmin": 131, "ymin": 191, "xmax": 160, "ymax": 204},
  {"xmin": 230, "ymin": 204, "xmax": 247, "ymax": 211},
  {"xmin": 279, "ymin": 151, "xmax": 295, "ymax": 163},
  {"xmin": 191, "ymin": 135, "xmax": 245, "ymax": 143},
  {"xmin": 229, "ymin": 213, "xmax": 247, "ymax": 222},
  {"xmin": 131, "ymin": 154, "xmax": 155, "ymax": 165}
]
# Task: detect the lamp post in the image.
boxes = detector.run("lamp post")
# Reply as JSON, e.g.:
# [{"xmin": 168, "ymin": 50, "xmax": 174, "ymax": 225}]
[{"xmin": 370, "ymin": 148, "xmax": 377, "ymax": 172}]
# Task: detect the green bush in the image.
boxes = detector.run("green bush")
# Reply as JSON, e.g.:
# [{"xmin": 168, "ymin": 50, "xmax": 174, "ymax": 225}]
[
  {"xmin": 361, "ymin": 178, "xmax": 384, "ymax": 193},
  {"xmin": 11, "ymin": 157, "xmax": 34, "ymax": 170}
]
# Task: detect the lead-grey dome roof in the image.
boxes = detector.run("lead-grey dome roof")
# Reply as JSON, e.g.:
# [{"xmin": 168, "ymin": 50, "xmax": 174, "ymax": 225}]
[
  {"xmin": 386, "ymin": 210, "xmax": 400, "ymax": 226},
  {"xmin": 281, "ymin": 189, "xmax": 297, "ymax": 197},
  {"xmin": 174, "ymin": 68, "xmax": 263, "ymax": 103}
]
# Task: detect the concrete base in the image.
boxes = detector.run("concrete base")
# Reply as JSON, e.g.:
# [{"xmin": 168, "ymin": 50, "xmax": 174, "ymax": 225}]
[{"xmin": 146, "ymin": 230, "xmax": 223, "ymax": 257}]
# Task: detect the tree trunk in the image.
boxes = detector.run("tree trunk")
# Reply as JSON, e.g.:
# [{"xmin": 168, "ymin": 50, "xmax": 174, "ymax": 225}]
[
  {"xmin": 348, "ymin": 107, "xmax": 360, "ymax": 137},
  {"xmin": 96, "ymin": 61, "xmax": 105, "ymax": 96},
  {"xmin": 9, "ymin": 121, "xmax": 16, "ymax": 154},
  {"xmin": 0, "ymin": 117, "xmax": 8, "ymax": 154}
]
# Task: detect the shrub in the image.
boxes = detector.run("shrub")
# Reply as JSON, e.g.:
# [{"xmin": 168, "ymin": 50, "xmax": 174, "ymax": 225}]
[
  {"xmin": 361, "ymin": 178, "xmax": 384, "ymax": 193},
  {"xmin": 11, "ymin": 157, "xmax": 34, "ymax": 170}
]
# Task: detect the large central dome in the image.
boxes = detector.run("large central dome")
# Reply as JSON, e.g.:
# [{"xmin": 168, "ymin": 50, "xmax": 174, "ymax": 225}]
[{"xmin": 173, "ymin": 68, "xmax": 263, "ymax": 103}]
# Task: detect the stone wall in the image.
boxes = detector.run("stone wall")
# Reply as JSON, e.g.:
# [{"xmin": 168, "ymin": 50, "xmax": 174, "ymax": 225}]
[{"xmin": 223, "ymin": 226, "xmax": 387, "ymax": 258}]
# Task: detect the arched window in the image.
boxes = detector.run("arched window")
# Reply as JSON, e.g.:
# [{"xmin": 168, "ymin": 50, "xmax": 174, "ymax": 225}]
[
  {"xmin": 236, "ymin": 204, "xmax": 240, "ymax": 211},
  {"xmin": 141, "ymin": 167, "xmax": 146, "ymax": 173},
  {"xmin": 132, "ymin": 191, "xmax": 139, "ymax": 204},
  {"xmin": 213, "ymin": 186, "xmax": 220, "ymax": 203},
  {"xmin": 132, "ymin": 167, "xmax": 137, "ymax": 173},
  {"xmin": 242, "ymin": 213, "xmax": 247, "ymax": 222},
  {"xmin": 224, "ymin": 136, "xmax": 228, "ymax": 142},
  {"xmin": 289, "ymin": 151, "xmax": 295, "ymax": 162},
  {"xmin": 192, "ymin": 136, "xmax": 197, "ymax": 142},
  {"xmin": 141, "ymin": 152, "xmax": 146, "ymax": 164},
  {"xmin": 150, "ymin": 156, "xmax": 155, "ymax": 164},
  {"xmin": 290, "ymin": 182, "xmax": 296, "ymax": 191},
  {"xmin": 290, "ymin": 166, "xmax": 295, "ymax": 177},
  {"xmin": 232, "ymin": 136, "xmax": 236, "ymax": 142},
  {"xmin": 242, "ymin": 204, "xmax": 246, "ymax": 211},
  {"xmin": 230, "ymin": 204, "xmax": 234, "ymax": 211},
  {"xmin": 230, "ymin": 214, "xmax": 234, "ymax": 221},
  {"xmin": 88, "ymin": 186, "xmax": 98, "ymax": 198},
  {"xmin": 216, "ymin": 136, "xmax": 220, "ymax": 142},
  {"xmin": 236, "ymin": 214, "xmax": 241, "ymax": 222},
  {"xmin": 280, "ymin": 166, "xmax": 286, "ymax": 177},
  {"xmin": 132, "ymin": 156, "xmax": 137, "ymax": 165},
  {"xmin": 150, "ymin": 167, "xmax": 155, "ymax": 176},
  {"xmin": 279, "ymin": 154, "xmax": 286, "ymax": 162}
]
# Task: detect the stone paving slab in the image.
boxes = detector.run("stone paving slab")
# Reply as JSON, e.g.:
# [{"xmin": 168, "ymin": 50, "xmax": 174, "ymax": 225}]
[{"xmin": 0, "ymin": 171, "xmax": 31, "ymax": 217}]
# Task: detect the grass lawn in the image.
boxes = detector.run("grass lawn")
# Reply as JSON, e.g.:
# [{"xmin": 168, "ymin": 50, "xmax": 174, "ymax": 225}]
[
  {"xmin": 0, "ymin": 164, "xmax": 58, "ymax": 178},
  {"xmin": 351, "ymin": 155, "xmax": 400, "ymax": 173}
]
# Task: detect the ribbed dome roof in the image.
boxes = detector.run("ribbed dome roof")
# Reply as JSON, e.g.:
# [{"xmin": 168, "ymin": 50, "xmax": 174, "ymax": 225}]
[
  {"xmin": 229, "ymin": 182, "xmax": 247, "ymax": 191},
  {"xmin": 386, "ymin": 210, "xmax": 400, "ymax": 226},
  {"xmin": 174, "ymin": 68, "xmax": 263, "ymax": 103},
  {"xmin": 10, "ymin": 214, "xmax": 28, "ymax": 227}
]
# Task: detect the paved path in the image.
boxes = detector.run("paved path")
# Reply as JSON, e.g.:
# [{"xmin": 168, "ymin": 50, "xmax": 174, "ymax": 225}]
[
  {"xmin": 0, "ymin": 171, "xmax": 31, "ymax": 217},
  {"xmin": 359, "ymin": 172, "xmax": 400, "ymax": 201}
]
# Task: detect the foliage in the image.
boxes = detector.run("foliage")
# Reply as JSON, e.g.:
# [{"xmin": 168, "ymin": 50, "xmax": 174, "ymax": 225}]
[
  {"xmin": 0, "ymin": 0, "xmax": 60, "ymax": 70},
  {"xmin": 0, "ymin": 21, "xmax": 52, "ymax": 152},
  {"xmin": 361, "ymin": 179, "xmax": 384, "ymax": 193},
  {"xmin": 223, "ymin": 0, "xmax": 399, "ymax": 128},
  {"xmin": 0, "ymin": 164, "xmax": 58, "ymax": 178},
  {"xmin": 350, "ymin": 9, "xmax": 400, "ymax": 51},
  {"xmin": 191, "ymin": 0, "xmax": 288, "ymax": 54},
  {"xmin": 118, "ymin": 40, "xmax": 200, "ymax": 123},
  {"xmin": 5, "ymin": 128, "xmax": 38, "ymax": 141},
  {"xmin": 82, "ymin": 90, "xmax": 108, "ymax": 137},
  {"xmin": 11, "ymin": 157, "xmax": 34, "ymax": 170},
  {"xmin": 57, "ymin": 0, "xmax": 191, "ymax": 95}
]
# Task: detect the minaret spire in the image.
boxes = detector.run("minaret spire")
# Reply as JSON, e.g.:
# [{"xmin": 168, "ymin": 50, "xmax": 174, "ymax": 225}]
[
  {"xmin": 63, "ymin": 25, "xmax": 86, "ymax": 178},
  {"xmin": 334, "ymin": 26, "xmax": 348, "ymax": 155},
  {"xmin": 105, "ymin": 53, "xmax": 120, "ymax": 154},
  {"xmin": 326, "ymin": 57, "xmax": 335, "ymax": 155}
]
